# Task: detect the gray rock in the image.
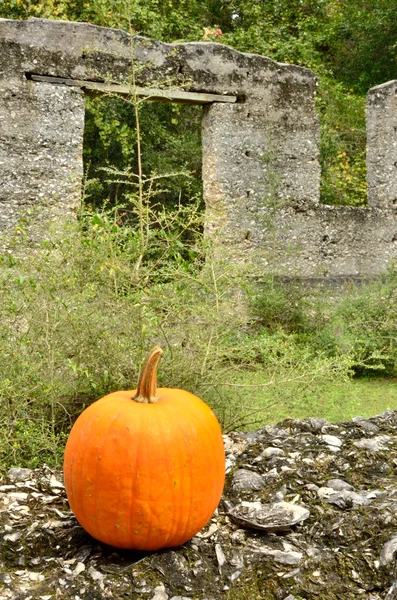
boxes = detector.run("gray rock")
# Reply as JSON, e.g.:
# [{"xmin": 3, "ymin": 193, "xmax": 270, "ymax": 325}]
[
  {"xmin": 151, "ymin": 584, "xmax": 169, "ymax": 600},
  {"xmin": 352, "ymin": 416, "xmax": 380, "ymax": 433},
  {"xmin": 381, "ymin": 535, "xmax": 397, "ymax": 566},
  {"xmin": 255, "ymin": 547, "xmax": 303, "ymax": 565},
  {"xmin": 370, "ymin": 462, "xmax": 391, "ymax": 475},
  {"xmin": 304, "ymin": 418, "xmax": 328, "ymax": 431},
  {"xmin": 354, "ymin": 436, "xmax": 391, "ymax": 452},
  {"xmin": 3, "ymin": 531, "xmax": 23, "ymax": 543},
  {"xmin": 225, "ymin": 455, "xmax": 237, "ymax": 473},
  {"xmin": 305, "ymin": 483, "xmax": 320, "ymax": 492},
  {"xmin": 328, "ymin": 445, "xmax": 341, "ymax": 453},
  {"xmin": 88, "ymin": 566, "xmax": 104, "ymax": 582},
  {"xmin": 326, "ymin": 478, "xmax": 354, "ymax": 492},
  {"xmin": 7, "ymin": 468, "xmax": 33, "ymax": 482},
  {"xmin": 261, "ymin": 447, "xmax": 285, "ymax": 459},
  {"xmin": 320, "ymin": 434, "xmax": 342, "ymax": 448},
  {"xmin": 215, "ymin": 543, "xmax": 227, "ymax": 568},
  {"xmin": 385, "ymin": 582, "xmax": 397, "ymax": 600},
  {"xmin": 228, "ymin": 501, "xmax": 310, "ymax": 532},
  {"xmin": 317, "ymin": 487, "xmax": 371, "ymax": 509},
  {"xmin": 230, "ymin": 550, "xmax": 244, "ymax": 569},
  {"xmin": 232, "ymin": 469, "xmax": 265, "ymax": 491}
]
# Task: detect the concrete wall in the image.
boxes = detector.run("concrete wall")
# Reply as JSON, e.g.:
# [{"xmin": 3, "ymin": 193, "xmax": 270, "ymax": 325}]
[
  {"xmin": 202, "ymin": 71, "xmax": 397, "ymax": 278},
  {"xmin": 366, "ymin": 80, "xmax": 397, "ymax": 210},
  {"xmin": 0, "ymin": 78, "xmax": 84, "ymax": 231},
  {"xmin": 0, "ymin": 18, "xmax": 396, "ymax": 279}
]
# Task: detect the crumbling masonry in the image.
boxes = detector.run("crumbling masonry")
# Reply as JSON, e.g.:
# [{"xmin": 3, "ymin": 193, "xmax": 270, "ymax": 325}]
[{"xmin": 0, "ymin": 18, "xmax": 396, "ymax": 279}]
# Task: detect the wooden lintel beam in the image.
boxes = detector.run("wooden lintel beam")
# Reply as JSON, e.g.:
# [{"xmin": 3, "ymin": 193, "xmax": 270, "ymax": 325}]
[{"xmin": 28, "ymin": 74, "xmax": 237, "ymax": 105}]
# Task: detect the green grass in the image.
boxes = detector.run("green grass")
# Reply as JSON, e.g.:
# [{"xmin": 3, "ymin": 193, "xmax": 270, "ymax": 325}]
[
  {"xmin": 300, "ymin": 377, "xmax": 397, "ymax": 423},
  {"xmin": 228, "ymin": 373, "xmax": 397, "ymax": 428}
]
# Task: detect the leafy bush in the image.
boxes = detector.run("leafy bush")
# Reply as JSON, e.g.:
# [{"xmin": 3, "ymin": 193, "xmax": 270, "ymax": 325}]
[
  {"xmin": 245, "ymin": 278, "xmax": 313, "ymax": 334},
  {"xmin": 247, "ymin": 273, "xmax": 397, "ymax": 377},
  {"xmin": 316, "ymin": 274, "xmax": 397, "ymax": 375},
  {"xmin": 84, "ymin": 97, "xmax": 203, "ymax": 211},
  {"xmin": 1, "ymin": 205, "xmax": 380, "ymax": 473},
  {"xmin": 0, "ymin": 206, "xmax": 247, "ymax": 471}
]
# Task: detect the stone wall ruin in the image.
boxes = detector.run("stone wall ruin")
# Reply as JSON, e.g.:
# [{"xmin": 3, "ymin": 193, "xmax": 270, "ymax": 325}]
[{"xmin": 0, "ymin": 18, "xmax": 396, "ymax": 279}]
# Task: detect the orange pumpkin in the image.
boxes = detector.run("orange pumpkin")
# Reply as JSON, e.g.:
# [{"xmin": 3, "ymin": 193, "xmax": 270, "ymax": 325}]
[{"xmin": 63, "ymin": 346, "xmax": 225, "ymax": 550}]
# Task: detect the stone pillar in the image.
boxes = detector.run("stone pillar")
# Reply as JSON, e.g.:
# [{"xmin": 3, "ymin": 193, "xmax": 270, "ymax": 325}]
[
  {"xmin": 0, "ymin": 78, "xmax": 85, "ymax": 231},
  {"xmin": 366, "ymin": 80, "xmax": 397, "ymax": 209},
  {"xmin": 202, "ymin": 96, "xmax": 320, "ymax": 262}
]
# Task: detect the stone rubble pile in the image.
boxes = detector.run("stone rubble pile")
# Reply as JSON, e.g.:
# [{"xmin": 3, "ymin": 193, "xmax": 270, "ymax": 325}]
[{"xmin": 3, "ymin": 411, "xmax": 397, "ymax": 599}]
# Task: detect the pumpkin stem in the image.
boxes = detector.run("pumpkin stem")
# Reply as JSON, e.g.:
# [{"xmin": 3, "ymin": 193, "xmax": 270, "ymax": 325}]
[{"xmin": 133, "ymin": 346, "xmax": 163, "ymax": 403}]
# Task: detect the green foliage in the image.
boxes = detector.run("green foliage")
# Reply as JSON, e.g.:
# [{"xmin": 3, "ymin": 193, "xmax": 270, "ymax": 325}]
[
  {"xmin": 1, "ymin": 208, "xmax": 397, "ymax": 471},
  {"xmin": 84, "ymin": 96, "xmax": 203, "ymax": 211},
  {"xmin": 316, "ymin": 275, "xmax": 397, "ymax": 374},
  {"xmin": 245, "ymin": 278, "xmax": 312, "ymax": 334},
  {"xmin": 2, "ymin": 0, "xmax": 396, "ymax": 208},
  {"xmin": 322, "ymin": 0, "xmax": 397, "ymax": 93},
  {"xmin": 0, "ymin": 207, "xmax": 205, "ymax": 472},
  {"xmin": 247, "ymin": 273, "xmax": 397, "ymax": 377},
  {"xmin": 221, "ymin": 0, "xmax": 329, "ymax": 71},
  {"xmin": 317, "ymin": 80, "xmax": 367, "ymax": 206}
]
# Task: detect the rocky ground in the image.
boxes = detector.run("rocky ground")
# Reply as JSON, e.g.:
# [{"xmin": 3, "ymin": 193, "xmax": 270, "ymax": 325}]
[{"xmin": 3, "ymin": 411, "xmax": 397, "ymax": 599}]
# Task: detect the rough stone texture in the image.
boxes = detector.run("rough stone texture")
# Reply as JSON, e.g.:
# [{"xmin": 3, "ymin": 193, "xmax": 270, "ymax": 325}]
[
  {"xmin": 0, "ymin": 18, "xmax": 396, "ymax": 279},
  {"xmin": 367, "ymin": 80, "xmax": 397, "ymax": 210},
  {"xmin": 0, "ymin": 18, "xmax": 320, "ymax": 251},
  {"xmin": 261, "ymin": 204, "xmax": 397, "ymax": 278},
  {"xmin": 4, "ymin": 412, "xmax": 397, "ymax": 598},
  {"xmin": 205, "ymin": 196, "xmax": 397, "ymax": 278},
  {"xmin": 0, "ymin": 77, "xmax": 84, "ymax": 231},
  {"xmin": 0, "ymin": 18, "xmax": 317, "ymax": 96},
  {"xmin": 203, "ymin": 85, "xmax": 397, "ymax": 277},
  {"xmin": 202, "ymin": 82, "xmax": 320, "ymax": 250}
]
